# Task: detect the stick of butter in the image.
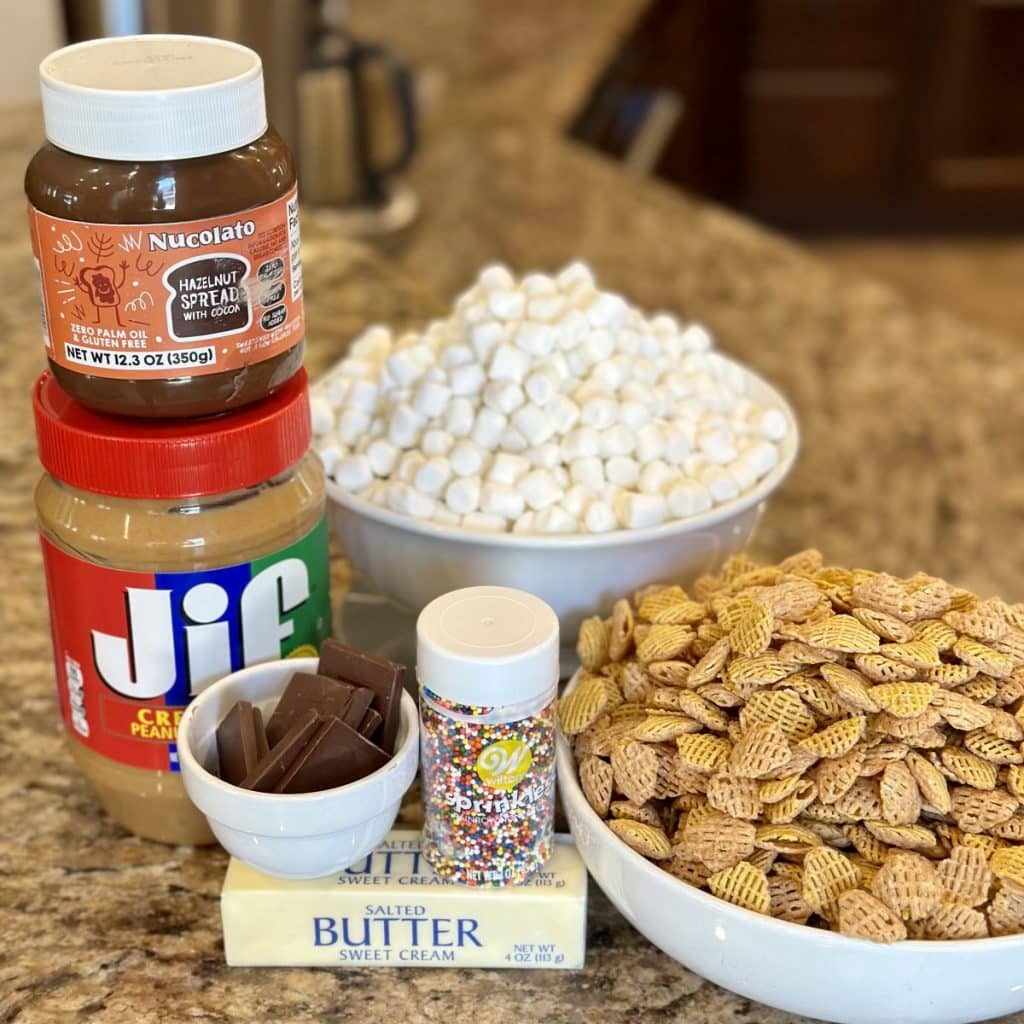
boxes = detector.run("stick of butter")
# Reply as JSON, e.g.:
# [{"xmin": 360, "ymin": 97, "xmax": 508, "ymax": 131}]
[{"xmin": 220, "ymin": 830, "xmax": 588, "ymax": 968}]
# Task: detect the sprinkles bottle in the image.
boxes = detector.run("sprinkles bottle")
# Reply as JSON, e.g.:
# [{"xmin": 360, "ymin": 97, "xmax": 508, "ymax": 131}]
[{"xmin": 417, "ymin": 586, "xmax": 559, "ymax": 886}]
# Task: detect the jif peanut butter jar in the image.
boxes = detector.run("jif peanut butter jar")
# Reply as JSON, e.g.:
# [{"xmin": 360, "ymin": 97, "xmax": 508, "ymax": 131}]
[
  {"xmin": 26, "ymin": 35, "xmax": 305, "ymax": 418},
  {"xmin": 32, "ymin": 369, "xmax": 331, "ymax": 844}
]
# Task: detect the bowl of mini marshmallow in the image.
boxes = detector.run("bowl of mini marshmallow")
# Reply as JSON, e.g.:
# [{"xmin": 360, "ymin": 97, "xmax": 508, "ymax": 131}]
[{"xmin": 311, "ymin": 262, "xmax": 799, "ymax": 637}]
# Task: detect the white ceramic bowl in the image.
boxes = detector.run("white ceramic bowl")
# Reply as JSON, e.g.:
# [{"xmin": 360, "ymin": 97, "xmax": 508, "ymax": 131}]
[
  {"xmin": 178, "ymin": 657, "xmax": 418, "ymax": 879},
  {"xmin": 556, "ymin": 672, "xmax": 1024, "ymax": 1024},
  {"xmin": 325, "ymin": 367, "xmax": 798, "ymax": 641}
]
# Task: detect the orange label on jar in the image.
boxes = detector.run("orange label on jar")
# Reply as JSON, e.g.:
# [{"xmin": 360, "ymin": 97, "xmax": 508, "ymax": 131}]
[{"xmin": 27, "ymin": 187, "xmax": 304, "ymax": 379}]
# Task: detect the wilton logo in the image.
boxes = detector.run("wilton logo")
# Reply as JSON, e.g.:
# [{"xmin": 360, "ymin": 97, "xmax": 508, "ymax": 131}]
[{"xmin": 475, "ymin": 739, "xmax": 532, "ymax": 791}]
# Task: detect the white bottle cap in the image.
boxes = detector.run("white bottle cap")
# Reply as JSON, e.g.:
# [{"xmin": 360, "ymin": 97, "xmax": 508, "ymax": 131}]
[
  {"xmin": 417, "ymin": 586, "xmax": 559, "ymax": 708},
  {"xmin": 39, "ymin": 35, "xmax": 268, "ymax": 162}
]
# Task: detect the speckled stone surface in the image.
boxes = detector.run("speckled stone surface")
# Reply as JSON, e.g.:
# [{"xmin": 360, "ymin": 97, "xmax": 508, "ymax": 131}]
[{"xmin": 4, "ymin": 2, "xmax": 1024, "ymax": 1021}]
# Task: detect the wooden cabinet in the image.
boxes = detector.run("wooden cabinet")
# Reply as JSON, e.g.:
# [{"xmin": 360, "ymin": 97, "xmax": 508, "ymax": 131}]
[{"xmin": 572, "ymin": 0, "xmax": 1024, "ymax": 229}]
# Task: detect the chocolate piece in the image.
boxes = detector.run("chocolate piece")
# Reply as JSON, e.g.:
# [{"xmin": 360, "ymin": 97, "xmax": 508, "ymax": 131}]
[
  {"xmin": 241, "ymin": 708, "xmax": 322, "ymax": 792},
  {"xmin": 216, "ymin": 700, "xmax": 269, "ymax": 786},
  {"xmin": 341, "ymin": 686, "xmax": 376, "ymax": 731},
  {"xmin": 357, "ymin": 707, "xmax": 383, "ymax": 740},
  {"xmin": 266, "ymin": 672, "xmax": 368, "ymax": 747},
  {"xmin": 273, "ymin": 716, "xmax": 389, "ymax": 794},
  {"xmin": 317, "ymin": 640, "xmax": 405, "ymax": 753}
]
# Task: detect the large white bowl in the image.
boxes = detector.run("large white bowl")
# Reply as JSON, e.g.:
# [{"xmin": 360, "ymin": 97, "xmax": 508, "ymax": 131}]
[
  {"xmin": 325, "ymin": 368, "xmax": 798, "ymax": 640},
  {"xmin": 178, "ymin": 658, "xmax": 418, "ymax": 879},
  {"xmin": 556, "ymin": 672, "xmax": 1024, "ymax": 1024}
]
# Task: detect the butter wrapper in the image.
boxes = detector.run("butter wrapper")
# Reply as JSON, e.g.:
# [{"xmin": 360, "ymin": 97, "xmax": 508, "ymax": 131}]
[{"xmin": 221, "ymin": 830, "xmax": 587, "ymax": 968}]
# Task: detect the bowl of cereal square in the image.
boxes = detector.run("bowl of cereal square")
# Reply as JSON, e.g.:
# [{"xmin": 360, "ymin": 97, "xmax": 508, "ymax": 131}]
[{"xmin": 556, "ymin": 553, "xmax": 1024, "ymax": 1024}]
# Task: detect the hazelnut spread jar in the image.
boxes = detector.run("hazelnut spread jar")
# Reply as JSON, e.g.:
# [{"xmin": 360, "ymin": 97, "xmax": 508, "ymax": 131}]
[
  {"xmin": 33, "ymin": 369, "xmax": 331, "ymax": 844},
  {"xmin": 26, "ymin": 35, "xmax": 304, "ymax": 418}
]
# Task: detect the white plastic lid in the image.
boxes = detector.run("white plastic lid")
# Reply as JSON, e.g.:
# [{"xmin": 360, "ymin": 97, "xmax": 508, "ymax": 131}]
[
  {"xmin": 417, "ymin": 587, "xmax": 560, "ymax": 707},
  {"xmin": 39, "ymin": 35, "xmax": 267, "ymax": 161}
]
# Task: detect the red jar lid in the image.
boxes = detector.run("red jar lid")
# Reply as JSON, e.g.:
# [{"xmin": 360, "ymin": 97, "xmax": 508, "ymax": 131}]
[{"xmin": 33, "ymin": 370, "xmax": 312, "ymax": 499}]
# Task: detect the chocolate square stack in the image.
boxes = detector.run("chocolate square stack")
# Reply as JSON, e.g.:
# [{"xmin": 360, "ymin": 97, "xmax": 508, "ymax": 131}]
[{"xmin": 214, "ymin": 641, "xmax": 405, "ymax": 794}]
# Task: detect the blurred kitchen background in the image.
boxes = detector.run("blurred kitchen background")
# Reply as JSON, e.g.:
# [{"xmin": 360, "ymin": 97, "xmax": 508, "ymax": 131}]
[{"xmin": 13, "ymin": 0, "xmax": 1023, "ymax": 341}]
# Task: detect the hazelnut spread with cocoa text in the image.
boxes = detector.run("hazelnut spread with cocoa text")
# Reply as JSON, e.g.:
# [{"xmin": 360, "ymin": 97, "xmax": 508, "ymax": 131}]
[
  {"xmin": 26, "ymin": 35, "xmax": 304, "ymax": 418},
  {"xmin": 33, "ymin": 369, "xmax": 330, "ymax": 844}
]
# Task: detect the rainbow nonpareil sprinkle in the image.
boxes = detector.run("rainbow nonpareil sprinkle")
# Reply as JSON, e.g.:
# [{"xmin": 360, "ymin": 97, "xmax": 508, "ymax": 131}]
[{"xmin": 420, "ymin": 688, "xmax": 555, "ymax": 886}]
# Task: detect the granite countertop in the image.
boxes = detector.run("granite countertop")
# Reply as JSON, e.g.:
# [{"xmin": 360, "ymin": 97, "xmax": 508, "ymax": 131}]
[{"xmin": 4, "ymin": 2, "xmax": 1024, "ymax": 1021}]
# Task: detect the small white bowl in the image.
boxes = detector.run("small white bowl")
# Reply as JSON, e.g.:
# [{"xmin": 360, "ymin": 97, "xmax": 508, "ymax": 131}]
[
  {"xmin": 178, "ymin": 657, "xmax": 418, "ymax": 879},
  {"xmin": 556, "ymin": 671, "xmax": 1024, "ymax": 1024},
  {"xmin": 325, "ymin": 366, "xmax": 798, "ymax": 641}
]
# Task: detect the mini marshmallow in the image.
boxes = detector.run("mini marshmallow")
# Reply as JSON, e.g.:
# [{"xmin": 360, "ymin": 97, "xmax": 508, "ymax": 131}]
[
  {"xmin": 412, "ymin": 379, "xmax": 452, "ymax": 419},
  {"xmin": 511, "ymin": 403, "xmax": 556, "ymax": 445},
  {"xmin": 414, "ymin": 457, "xmax": 453, "ymax": 497},
  {"xmin": 471, "ymin": 408, "xmax": 508, "ymax": 449},
  {"xmin": 581, "ymin": 328, "xmax": 615, "ymax": 364},
  {"xmin": 470, "ymin": 321, "xmax": 504, "ymax": 363},
  {"xmin": 585, "ymin": 291, "xmax": 627, "ymax": 328},
  {"xmin": 664, "ymin": 428, "xmax": 693, "ymax": 466},
  {"xmin": 744, "ymin": 441, "xmax": 779, "ymax": 476},
  {"xmin": 387, "ymin": 403, "xmax": 426, "ymax": 449},
  {"xmin": 703, "ymin": 467, "xmax": 741, "ymax": 504},
  {"xmin": 635, "ymin": 422, "xmax": 667, "ymax": 463},
  {"xmin": 345, "ymin": 378, "xmax": 379, "ymax": 413},
  {"xmin": 325, "ymin": 375, "xmax": 350, "ymax": 407},
  {"xmin": 337, "ymin": 357, "xmax": 377, "ymax": 379},
  {"xmin": 561, "ymin": 426, "xmax": 601, "ymax": 459},
  {"xmin": 478, "ymin": 264, "xmax": 515, "ymax": 291},
  {"xmin": 316, "ymin": 443, "xmax": 344, "ymax": 476},
  {"xmin": 667, "ymin": 481, "xmax": 713, "ymax": 518},
  {"xmin": 618, "ymin": 399, "xmax": 651, "ymax": 430},
  {"xmin": 462, "ymin": 511, "xmax": 507, "ymax": 532},
  {"xmin": 483, "ymin": 380, "xmax": 526, "ymax": 414},
  {"xmin": 556, "ymin": 308, "xmax": 589, "ymax": 350},
  {"xmin": 432, "ymin": 506, "xmax": 462, "ymax": 527},
  {"xmin": 350, "ymin": 325, "xmax": 392, "ymax": 360},
  {"xmin": 450, "ymin": 440, "xmax": 487, "ymax": 477},
  {"xmin": 486, "ymin": 452, "xmax": 531, "ymax": 485},
  {"xmin": 366, "ymin": 438, "xmax": 400, "ymax": 477},
  {"xmin": 444, "ymin": 396, "xmax": 476, "ymax": 437},
  {"xmin": 310, "ymin": 396, "xmax": 334, "ymax": 436},
  {"xmin": 605, "ymin": 456, "xmax": 639, "ymax": 489},
  {"xmin": 570, "ymin": 456, "xmax": 605, "ymax": 490},
  {"xmin": 520, "ymin": 469, "xmax": 562, "ymax": 510},
  {"xmin": 489, "ymin": 343, "xmax": 531, "ymax": 383},
  {"xmin": 396, "ymin": 451, "xmax": 426, "ymax": 483},
  {"xmin": 525, "ymin": 443, "xmax": 562, "ymax": 469},
  {"xmin": 546, "ymin": 394, "xmax": 581, "ymax": 434},
  {"xmin": 480, "ymin": 482, "xmax": 526, "ymax": 520},
  {"xmin": 580, "ymin": 396, "xmax": 617, "ymax": 430},
  {"xmin": 335, "ymin": 454, "xmax": 373, "ymax": 492},
  {"xmin": 449, "ymin": 362, "xmax": 486, "ymax": 396},
  {"xmin": 728, "ymin": 456, "xmax": 759, "ymax": 491},
  {"xmin": 584, "ymin": 500, "xmax": 617, "ymax": 533},
  {"xmin": 524, "ymin": 366, "xmax": 559, "ymax": 406},
  {"xmin": 699, "ymin": 429, "xmax": 739, "ymax": 466},
  {"xmin": 512, "ymin": 511, "xmax": 537, "ymax": 534},
  {"xmin": 590, "ymin": 359, "xmax": 626, "ymax": 391},
  {"xmin": 499, "ymin": 425, "xmax": 528, "ymax": 453},
  {"xmin": 421, "ymin": 428, "xmax": 454, "ymax": 457},
  {"xmin": 599, "ymin": 424, "xmax": 636, "ymax": 457},
  {"xmin": 526, "ymin": 293, "xmax": 566, "ymax": 321},
  {"xmin": 487, "ymin": 289, "xmax": 526, "ymax": 321},
  {"xmin": 535, "ymin": 506, "xmax": 577, "ymax": 534},
  {"xmin": 444, "ymin": 475, "xmax": 481, "ymax": 515},
  {"xmin": 638, "ymin": 460, "xmax": 676, "ymax": 495},
  {"xmin": 337, "ymin": 408, "xmax": 371, "ymax": 446},
  {"xmin": 757, "ymin": 408, "xmax": 789, "ymax": 441},
  {"xmin": 560, "ymin": 484, "xmax": 593, "ymax": 519},
  {"xmin": 556, "ymin": 261, "xmax": 594, "ymax": 290},
  {"xmin": 615, "ymin": 491, "xmax": 667, "ymax": 530},
  {"xmin": 439, "ymin": 343, "xmax": 475, "ymax": 369},
  {"xmin": 386, "ymin": 482, "xmax": 436, "ymax": 519},
  {"xmin": 680, "ymin": 323, "xmax": 713, "ymax": 352},
  {"xmin": 385, "ymin": 347, "xmax": 429, "ymax": 388},
  {"xmin": 515, "ymin": 322, "xmax": 556, "ymax": 357},
  {"xmin": 521, "ymin": 272, "xmax": 557, "ymax": 295}
]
